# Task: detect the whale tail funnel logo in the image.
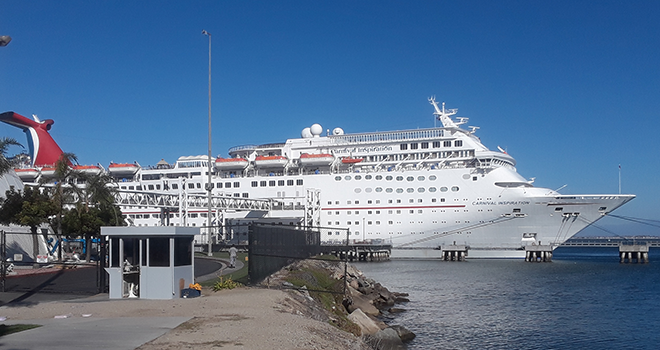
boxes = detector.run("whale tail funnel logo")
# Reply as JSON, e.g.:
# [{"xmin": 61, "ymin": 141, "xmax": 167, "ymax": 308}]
[{"xmin": 0, "ymin": 111, "xmax": 65, "ymax": 167}]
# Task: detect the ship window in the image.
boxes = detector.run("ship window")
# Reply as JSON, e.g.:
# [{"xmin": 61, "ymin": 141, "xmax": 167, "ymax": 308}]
[
  {"xmin": 451, "ymin": 186, "xmax": 460, "ymax": 192},
  {"xmin": 513, "ymin": 208, "xmax": 521, "ymax": 213},
  {"xmin": 328, "ymin": 201, "xmax": 332, "ymax": 205},
  {"xmin": 354, "ymin": 188, "xmax": 361, "ymax": 193},
  {"xmin": 418, "ymin": 176, "xmax": 425, "ymax": 181},
  {"xmin": 365, "ymin": 175, "xmax": 372, "ymax": 180},
  {"xmin": 396, "ymin": 188, "xmax": 404, "ymax": 193},
  {"xmin": 386, "ymin": 175, "xmax": 393, "ymax": 181},
  {"xmin": 410, "ymin": 210, "xmax": 414, "ymax": 214},
  {"xmin": 296, "ymin": 179, "xmax": 303, "ymax": 186},
  {"xmin": 407, "ymin": 188, "xmax": 414, "ymax": 193},
  {"xmin": 599, "ymin": 207, "xmax": 607, "ymax": 211},
  {"xmin": 429, "ymin": 175, "xmax": 437, "ymax": 181},
  {"xmin": 234, "ymin": 193, "xmax": 240, "ymax": 197},
  {"xmin": 278, "ymin": 180, "xmax": 285, "ymax": 186},
  {"xmin": 429, "ymin": 187, "xmax": 437, "ymax": 192},
  {"xmin": 355, "ymin": 175, "xmax": 362, "ymax": 180},
  {"xmin": 454, "ymin": 140, "xmax": 463, "ymax": 147},
  {"xmin": 288, "ymin": 179, "xmax": 294, "ymax": 186},
  {"xmin": 376, "ymin": 175, "xmax": 383, "ymax": 180},
  {"xmin": 396, "ymin": 176, "xmax": 403, "ymax": 181},
  {"xmin": 376, "ymin": 211, "xmax": 381, "ymax": 215},
  {"xmin": 347, "ymin": 211, "xmax": 351, "ymax": 215},
  {"xmin": 335, "ymin": 176, "xmax": 342, "ymax": 181},
  {"xmin": 433, "ymin": 141, "xmax": 441, "ymax": 148},
  {"xmin": 216, "ymin": 182, "xmax": 222, "ymax": 188},
  {"xmin": 252, "ymin": 181, "xmax": 258, "ymax": 187},
  {"xmin": 172, "ymin": 184, "xmax": 178, "ymax": 189},
  {"xmin": 355, "ymin": 211, "xmax": 360, "ymax": 214},
  {"xmin": 432, "ymin": 198, "xmax": 437, "ymax": 202},
  {"xmin": 243, "ymin": 193, "xmax": 249, "ymax": 198},
  {"xmin": 440, "ymin": 187, "xmax": 448, "ymax": 192},
  {"xmin": 409, "ymin": 199, "xmax": 414, "ymax": 203},
  {"xmin": 400, "ymin": 144, "xmax": 408, "ymax": 150},
  {"xmin": 224, "ymin": 182, "xmax": 231, "ymax": 188},
  {"xmin": 396, "ymin": 210, "xmax": 401, "ymax": 214},
  {"xmin": 375, "ymin": 187, "xmax": 383, "ymax": 192},
  {"xmin": 407, "ymin": 176, "xmax": 414, "ymax": 182},
  {"xmin": 188, "ymin": 183, "xmax": 194, "ymax": 189},
  {"xmin": 148, "ymin": 185, "xmax": 154, "ymax": 190},
  {"xmin": 365, "ymin": 188, "xmax": 372, "ymax": 193},
  {"xmin": 345, "ymin": 175, "xmax": 352, "ymax": 180},
  {"xmin": 269, "ymin": 180, "xmax": 276, "ymax": 186},
  {"xmin": 260, "ymin": 181, "xmax": 267, "ymax": 187},
  {"xmin": 444, "ymin": 140, "xmax": 452, "ymax": 147},
  {"xmin": 386, "ymin": 188, "xmax": 393, "ymax": 193},
  {"xmin": 418, "ymin": 187, "xmax": 425, "ymax": 193},
  {"xmin": 441, "ymin": 198, "xmax": 446, "ymax": 202},
  {"xmin": 410, "ymin": 143, "xmax": 418, "ymax": 150},
  {"xmin": 234, "ymin": 182, "xmax": 240, "ymax": 188},
  {"xmin": 555, "ymin": 207, "xmax": 563, "ymax": 212}
]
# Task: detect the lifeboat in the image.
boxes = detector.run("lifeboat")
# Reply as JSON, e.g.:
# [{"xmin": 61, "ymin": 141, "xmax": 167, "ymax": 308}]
[
  {"xmin": 341, "ymin": 157, "xmax": 363, "ymax": 164},
  {"xmin": 299, "ymin": 153, "xmax": 334, "ymax": 167},
  {"xmin": 254, "ymin": 155, "xmax": 288, "ymax": 168},
  {"xmin": 108, "ymin": 162, "xmax": 140, "ymax": 177},
  {"xmin": 72, "ymin": 165, "xmax": 103, "ymax": 176},
  {"xmin": 40, "ymin": 166, "xmax": 56, "ymax": 178},
  {"xmin": 14, "ymin": 167, "xmax": 40, "ymax": 182},
  {"xmin": 215, "ymin": 157, "xmax": 249, "ymax": 170}
]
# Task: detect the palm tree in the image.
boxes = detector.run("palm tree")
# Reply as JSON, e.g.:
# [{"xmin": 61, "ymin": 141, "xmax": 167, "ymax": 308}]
[
  {"xmin": 48, "ymin": 153, "xmax": 80, "ymax": 261},
  {"xmin": 0, "ymin": 137, "xmax": 22, "ymax": 176}
]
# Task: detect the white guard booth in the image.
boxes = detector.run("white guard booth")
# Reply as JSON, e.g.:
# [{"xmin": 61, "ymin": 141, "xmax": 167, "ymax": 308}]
[{"xmin": 102, "ymin": 226, "xmax": 198, "ymax": 299}]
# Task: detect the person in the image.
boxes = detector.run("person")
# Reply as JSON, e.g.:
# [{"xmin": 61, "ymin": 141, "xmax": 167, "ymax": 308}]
[{"xmin": 229, "ymin": 245, "xmax": 238, "ymax": 268}]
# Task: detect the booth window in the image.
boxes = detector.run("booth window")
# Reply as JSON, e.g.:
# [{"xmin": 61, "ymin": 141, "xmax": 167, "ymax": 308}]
[
  {"xmin": 111, "ymin": 238, "xmax": 120, "ymax": 267},
  {"xmin": 149, "ymin": 237, "xmax": 170, "ymax": 266},
  {"xmin": 141, "ymin": 239, "xmax": 147, "ymax": 266},
  {"xmin": 174, "ymin": 237, "xmax": 192, "ymax": 266}
]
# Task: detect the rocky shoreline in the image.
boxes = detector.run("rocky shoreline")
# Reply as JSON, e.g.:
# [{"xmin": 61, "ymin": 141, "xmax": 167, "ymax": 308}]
[{"xmin": 262, "ymin": 258, "xmax": 415, "ymax": 350}]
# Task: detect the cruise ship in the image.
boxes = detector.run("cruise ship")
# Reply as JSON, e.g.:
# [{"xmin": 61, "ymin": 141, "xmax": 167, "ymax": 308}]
[{"xmin": 2, "ymin": 98, "xmax": 635, "ymax": 258}]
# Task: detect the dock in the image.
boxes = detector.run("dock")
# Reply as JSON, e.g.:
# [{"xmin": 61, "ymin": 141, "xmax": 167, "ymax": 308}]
[
  {"xmin": 441, "ymin": 244, "xmax": 468, "ymax": 261},
  {"xmin": 320, "ymin": 243, "xmax": 391, "ymax": 262},
  {"xmin": 525, "ymin": 244, "xmax": 553, "ymax": 262},
  {"xmin": 619, "ymin": 243, "xmax": 650, "ymax": 263}
]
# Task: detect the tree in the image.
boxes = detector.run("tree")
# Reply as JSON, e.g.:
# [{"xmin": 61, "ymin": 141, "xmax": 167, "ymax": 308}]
[
  {"xmin": 0, "ymin": 137, "xmax": 22, "ymax": 176},
  {"xmin": 0, "ymin": 187, "xmax": 57, "ymax": 267},
  {"xmin": 48, "ymin": 153, "xmax": 80, "ymax": 262}
]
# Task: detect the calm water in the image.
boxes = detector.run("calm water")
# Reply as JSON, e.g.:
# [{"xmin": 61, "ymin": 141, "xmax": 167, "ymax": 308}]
[{"xmin": 354, "ymin": 247, "xmax": 660, "ymax": 350}]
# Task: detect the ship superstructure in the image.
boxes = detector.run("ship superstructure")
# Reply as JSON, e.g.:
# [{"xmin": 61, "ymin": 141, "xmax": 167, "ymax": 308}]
[{"xmin": 5, "ymin": 98, "xmax": 635, "ymax": 258}]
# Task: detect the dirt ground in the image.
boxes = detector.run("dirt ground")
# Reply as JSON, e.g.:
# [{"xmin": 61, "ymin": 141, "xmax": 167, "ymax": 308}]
[{"xmin": 0, "ymin": 287, "xmax": 372, "ymax": 350}]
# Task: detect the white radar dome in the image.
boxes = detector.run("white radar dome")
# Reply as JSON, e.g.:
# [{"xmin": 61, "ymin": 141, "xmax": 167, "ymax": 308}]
[
  {"xmin": 310, "ymin": 124, "xmax": 323, "ymax": 137},
  {"xmin": 301, "ymin": 127, "xmax": 312, "ymax": 138},
  {"xmin": 332, "ymin": 127, "xmax": 344, "ymax": 135}
]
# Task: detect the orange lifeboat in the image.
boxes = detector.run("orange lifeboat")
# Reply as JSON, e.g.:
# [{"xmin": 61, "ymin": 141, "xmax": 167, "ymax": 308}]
[
  {"xmin": 215, "ymin": 157, "xmax": 249, "ymax": 170},
  {"xmin": 299, "ymin": 153, "xmax": 334, "ymax": 167},
  {"xmin": 341, "ymin": 157, "xmax": 363, "ymax": 164},
  {"xmin": 108, "ymin": 162, "xmax": 140, "ymax": 177},
  {"xmin": 254, "ymin": 155, "xmax": 288, "ymax": 168},
  {"xmin": 14, "ymin": 167, "xmax": 40, "ymax": 181}
]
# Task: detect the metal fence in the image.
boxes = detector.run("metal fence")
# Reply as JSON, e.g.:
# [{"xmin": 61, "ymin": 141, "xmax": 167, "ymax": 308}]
[{"xmin": 248, "ymin": 224, "xmax": 326, "ymax": 284}]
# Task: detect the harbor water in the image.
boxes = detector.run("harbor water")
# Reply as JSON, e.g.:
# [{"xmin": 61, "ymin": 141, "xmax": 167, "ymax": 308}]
[{"xmin": 354, "ymin": 247, "xmax": 660, "ymax": 350}]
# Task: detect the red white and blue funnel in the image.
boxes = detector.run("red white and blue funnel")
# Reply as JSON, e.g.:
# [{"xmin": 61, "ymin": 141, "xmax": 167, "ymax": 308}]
[{"xmin": 0, "ymin": 111, "xmax": 64, "ymax": 166}]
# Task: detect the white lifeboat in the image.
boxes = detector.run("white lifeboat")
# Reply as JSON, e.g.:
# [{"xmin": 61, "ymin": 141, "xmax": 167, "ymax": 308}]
[
  {"xmin": 108, "ymin": 162, "xmax": 140, "ymax": 177},
  {"xmin": 254, "ymin": 155, "xmax": 288, "ymax": 168},
  {"xmin": 14, "ymin": 167, "xmax": 40, "ymax": 181},
  {"xmin": 73, "ymin": 165, "xmax": 103, "ymax": 176},
  {"xmin": 40, "ymin": 166, "xmax": 56, "ymax": 178},
  {"xmin": 215, "ymin": 157, "xmax": 249, "ymax": 170},
  {"xmin": 299, "ymin": 153, "xmax": 334, "ymax": 167}
]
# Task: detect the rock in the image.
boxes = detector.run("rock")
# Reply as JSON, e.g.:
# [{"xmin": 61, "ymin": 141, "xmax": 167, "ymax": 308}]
[
  {"xmin": 394, "ymin": 296, "xmax": 410, "ymax": 303},
  {"xmin": 347, "ymin": 286, "xmax": 380, "ymax": 316},
  {"xmin": 388, "ymin": 307, "xmax": 406, "ymax": 314},
  {"xmin": 349, "ymin": 278, "xmax": 360, "ymax": 290},
  {"xmin": 390, "ymin": 324, "xmax": 416, "ymax": 342},
  {"xmin": 363, "ymin": 327, "xmax": 405, "ymax": 350},
  {"xmin": 347, "ymin": 308, "xmax": 381, "ymax": 335}
]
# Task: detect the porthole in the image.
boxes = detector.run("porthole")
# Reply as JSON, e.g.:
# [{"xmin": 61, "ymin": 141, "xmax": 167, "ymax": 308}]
[
  {"xmin": 386, "ymin": 175, "xmax": 393, "ymax": 181},
  {"xmin": 418, "ymin": 187, "xmax": 425, "ymax": 193},
  {"xmin": 376, "ymin": 175, "xmax": 383, "ymax": 180},
  {"xmin": 396, "ymin": 188, "xmax": 404, "ymax": 193},
  {"xmin": 451, "ymin": 186, "xmax": 460, "ymax": 192},
  {"xmin": 396, "ymin": 176, "xmax": 404, "ymax": 181},
  {"xmin": 335, "ymin": 176, "xmax": 342, "ymax": 181},
  {"xmin": 429, "ymin": 175, "xmax": 437, "ymax": 181},
  {"xmin": 406, "ymin": 176, "xmax": 414, "ymax": 182},
  {"xmin": 418, "ymin": 176, "xmax": 425, "ymax": 181},
  {"xmin": 365, "ymin": 188, "xmax": 373, "ymax": 193},
  {"xmin": 354, "ymin": 188, "xmax": 362, "ymax": 193},
  {"xmin": 365, "ymin": 175, "xmax": 372, "ymax": 180},
  {"xmin": 429, "ymin": 187, "xmax": 437, "ymax": 192},
  {"xmin": 407, "ymin": 188, "xmax": 414, "ymax": 193},
  {"xmin": 440, "ymin": 187, "xmax": 448, "ymax": 192},
  {"xmin": 376, "ymin": 187, "xmax": 383, "ymax": 192},
  {"xmin": 355, "ymin": 175, "xmax": 362, "ymax": 180},
  {"xmin": 345, "ymin": 175, "xmax": 352, "ymax": 180},
  {"xmin": 386, "ymin": 188, "xmax": 393, "ymax": 193}
]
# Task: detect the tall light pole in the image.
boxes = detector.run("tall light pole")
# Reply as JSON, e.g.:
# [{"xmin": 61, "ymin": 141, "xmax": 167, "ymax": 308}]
[{"xmin": 202, "ymin": 30, "xmax": 213, "ymax": 256}]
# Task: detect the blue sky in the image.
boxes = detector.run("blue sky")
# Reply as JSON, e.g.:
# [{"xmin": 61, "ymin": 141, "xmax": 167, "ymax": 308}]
[{"xmin": 1, "ymin": 1, "xmax": 659, "ymax": 235}]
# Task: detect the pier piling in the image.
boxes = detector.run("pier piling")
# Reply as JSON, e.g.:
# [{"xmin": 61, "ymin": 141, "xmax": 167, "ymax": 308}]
[
  {"xmin": 525, "ymin": 245, "xmax": 553, "ymax": 262},
  {"xmin": 619, "ymin": 243, "xmax": 650, "ymax": 263},
  {"xmin": 441, "ymin": 245, "xmax": 468, "ymax": 261}
]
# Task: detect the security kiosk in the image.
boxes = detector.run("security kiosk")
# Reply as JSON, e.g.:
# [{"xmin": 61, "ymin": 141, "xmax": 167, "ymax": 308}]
[{"xmin": 102, "ymin": 226, "xmax": 197, "ymax": 299}]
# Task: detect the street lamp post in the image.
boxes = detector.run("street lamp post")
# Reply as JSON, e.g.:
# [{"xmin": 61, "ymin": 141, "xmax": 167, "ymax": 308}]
[{"xmin": 202, "ymin": 30, "xmax": 213, "ymax": 257}]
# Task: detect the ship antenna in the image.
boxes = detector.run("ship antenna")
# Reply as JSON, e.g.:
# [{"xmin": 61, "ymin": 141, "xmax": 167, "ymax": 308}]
[{"xmin": 429, "ymin": 97, "xmax": 458, "ymax": 128}]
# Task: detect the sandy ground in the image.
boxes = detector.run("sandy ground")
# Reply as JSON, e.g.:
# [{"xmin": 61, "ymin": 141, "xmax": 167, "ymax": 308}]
[{"xmin": 0, "ymin": 287, "xmax": 371, "ymax": 350}]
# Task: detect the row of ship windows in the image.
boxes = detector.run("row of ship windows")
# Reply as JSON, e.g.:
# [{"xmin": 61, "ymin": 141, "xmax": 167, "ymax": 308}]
[
  {"xmin": 355, "ymin": 186, "xmax": 458, "ymax": 194},
  {"xmin": 327, "ymin": 231, "xmax": 473, "ymax": 236},
  {"xmin": 328, "ymin": 208, "xmax": 469, "ymax": 215},
  {"xmin": 399, "ymin": 140, "xmax": 462, "ymax": 150},
  {"xmin": 327, "ymin": 197, "xmax": 470, "ymax": 206},
  {"xmin": 251, "ymin": 179, "xmax": 304, "ymax": 187},
  {"xmin": 335, "ymin": 174, "xmax": 438, "ymax": 181},
  {"xmin": 328, "ymin": 219, "xmax": 474, "ymax": 226},
  {"xmin": 120, "ymin": 181, "xmax": 243, "ymax": 191}
]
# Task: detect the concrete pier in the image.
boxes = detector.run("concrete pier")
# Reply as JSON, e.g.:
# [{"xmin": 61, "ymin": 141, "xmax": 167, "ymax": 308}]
[
  {"xmin": 441, "ymin": 245, "xmax": 468, "ymax": 261},
  {"xmin": 619, "ymin": 243, "xmax": 650, "ymax": 263},
  {"xmin": 525, "ymin": 245, "xmax": 553, "ymax": 262},
  {"xmin": 321, "ymin": 244, "xmax": 391, "ymax": 262}
]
